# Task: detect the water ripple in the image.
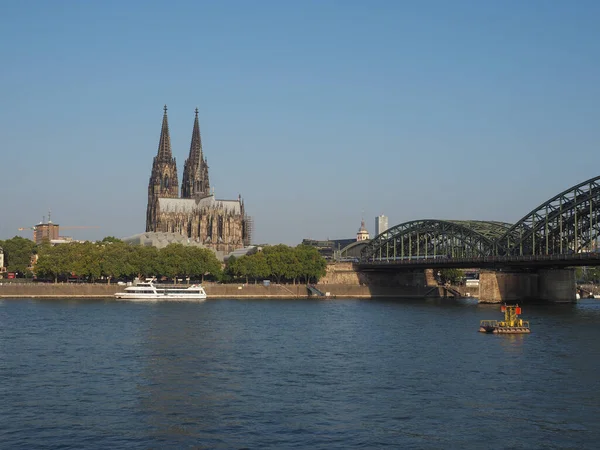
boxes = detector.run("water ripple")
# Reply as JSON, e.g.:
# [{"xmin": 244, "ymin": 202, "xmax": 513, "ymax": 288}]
[{"xmin": 1, "ymin": 298, "xmax": 600, "ymax": 448}]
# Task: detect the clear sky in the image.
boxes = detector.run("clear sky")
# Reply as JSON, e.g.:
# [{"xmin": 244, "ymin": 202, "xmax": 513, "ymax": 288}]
[{"xmin": 1, "ymin": 0, "xmax": 600, "ymax": 245}]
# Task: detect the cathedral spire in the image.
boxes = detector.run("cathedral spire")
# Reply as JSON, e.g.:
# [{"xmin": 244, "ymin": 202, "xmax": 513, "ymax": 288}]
[
  {"xmin": 146, "ymin": 105, "xmax": 179, "ymax": 231},
  {"xmin": 157, "ymin": 105, "xmax": 173, "ymax": 160},
  {"xmin": 181, "ymin": 107, "xmax": 210, "ymax": 199},
  {"xmin": 189, "ymin": 107, "xmax": 203, "ymax": 164}
]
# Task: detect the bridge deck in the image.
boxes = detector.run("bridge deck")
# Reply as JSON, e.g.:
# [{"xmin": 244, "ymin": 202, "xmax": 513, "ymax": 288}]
[{"xmin": 357, "ymin": 252, "xmax": 600, "ymax": 270}]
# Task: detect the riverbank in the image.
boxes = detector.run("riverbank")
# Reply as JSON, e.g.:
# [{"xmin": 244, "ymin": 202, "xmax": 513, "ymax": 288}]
[{"xmin": 0, "ymin": 283, "xmax": 449, "ymax": 299}]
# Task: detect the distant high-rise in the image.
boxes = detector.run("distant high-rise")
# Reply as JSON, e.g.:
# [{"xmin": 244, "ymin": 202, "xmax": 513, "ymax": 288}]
[{"xmin": 375, "ymin": 215, "xmax": 388, "ymax": 236}]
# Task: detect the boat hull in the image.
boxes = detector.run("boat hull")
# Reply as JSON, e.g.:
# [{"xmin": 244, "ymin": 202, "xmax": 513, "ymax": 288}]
[
  {"xmin": 479, "ymin": 326, "xmax": 530, "ymax": 334},
  {"xmin": 114, "ymin": 281, "xmax": 207, "ymax": 301},
  {"xmin": 115, "ymin": 293, "xmax": 206, "ymax": 301},
  {"xmin": 492, "ymin": 327, "xmax": 530, "ymax": 334}
]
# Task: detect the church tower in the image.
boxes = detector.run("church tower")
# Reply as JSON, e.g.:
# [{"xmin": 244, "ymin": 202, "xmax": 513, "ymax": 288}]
[
  {"xmin": 181, "ymin": 108, "xmax": 210, "ymax": 199},
  {"xmin": 146, "ymin": 105, "xmax": 179, "ymax": 231}
]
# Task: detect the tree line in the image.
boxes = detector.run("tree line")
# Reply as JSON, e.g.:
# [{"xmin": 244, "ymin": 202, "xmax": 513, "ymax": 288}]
[
  {"xmin": 225, "ymin": 244, "xmax": 327, "ymax": 284},
  {"xmin": 34, "ymin": 238, "xmax": 222, "ymax": 283},
  {"xmin": 0, "ymin": 236, "xmax": 328, "ymax": 284}
]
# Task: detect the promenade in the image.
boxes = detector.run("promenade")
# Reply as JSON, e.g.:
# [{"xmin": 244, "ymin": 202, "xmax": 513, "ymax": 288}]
[{"xmin": 0, "ymin": 282, "xmax": 431, "ymax": 299}]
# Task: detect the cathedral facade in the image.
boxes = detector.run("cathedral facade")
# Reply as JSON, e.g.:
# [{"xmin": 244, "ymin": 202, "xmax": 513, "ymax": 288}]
[{"xmin": 146, "ymin": 106, "xmax": 250, "ymax": 253}]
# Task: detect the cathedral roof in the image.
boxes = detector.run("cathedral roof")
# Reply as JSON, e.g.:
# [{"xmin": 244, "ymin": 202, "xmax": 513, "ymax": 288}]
[
  {"xmin": 158, "ymin": 195, "xmax": 242, "ymax": 215},
  {"xmin": 122, "ymin": 232, "xmax": 207, "ymax": 249}
]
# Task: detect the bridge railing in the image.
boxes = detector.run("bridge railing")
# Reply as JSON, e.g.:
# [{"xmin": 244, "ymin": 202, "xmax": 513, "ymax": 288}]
[{"xmin": 359, "ymin": 252, "xmax": 600, "ymax": 266}]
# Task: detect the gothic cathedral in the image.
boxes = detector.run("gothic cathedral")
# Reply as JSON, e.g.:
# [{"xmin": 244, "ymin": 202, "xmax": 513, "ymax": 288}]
[{"xmin": 146, "ymin": 106, "xmax": 250, "ymax": 253}]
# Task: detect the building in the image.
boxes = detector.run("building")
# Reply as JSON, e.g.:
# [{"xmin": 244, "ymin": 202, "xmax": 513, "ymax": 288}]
[
  {"xmin": 33, "ymin": 221, "xmax": 60, "ymax": 244},
  {"xmin": 146, "ymin": 106, "xmax": 251, "ymax": 254},
  {"xmin": 21, "ymin": 212, "xmax": 95, "ymax": 244},
  {"xmin": 356, "ymin": 219, "xmax": 370, "ymax": 241},
  {"xmin": 375, "ymin": 215, "xmax": 388, "ymax": 237},
  {"xmin": 0, "ymin": 247, "xmax": 4, "ymax": 272},
  {"xmin": 302, "ymin": 238, "xmax": 356, "ymax": 259}
]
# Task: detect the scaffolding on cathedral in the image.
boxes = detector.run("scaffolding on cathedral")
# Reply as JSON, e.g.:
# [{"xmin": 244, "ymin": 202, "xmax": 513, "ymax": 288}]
[{"xmin": 244, "ymin": 215, "xmax": 254, "ymax": 246}]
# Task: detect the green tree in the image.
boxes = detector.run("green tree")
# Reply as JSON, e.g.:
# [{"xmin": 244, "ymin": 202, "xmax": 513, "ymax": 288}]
[
  {"xmin": 158, "ymin": 244, "xmax": 186, "ymax": 282},
  {"xmin": 100, "ymin": 241, "xmax": 133, "ymax": 283},
  {"xmin": 439, "ymin": 268, "xmax": 463, "ymax": 284},
  {"xmin": 72, "ymin": 242, "xmax": 101, "ymax": 281},
  {"xmin": 197, "ymin": 248, "xmax": 222, "ymax": 282},
  {"xmin": 233, "ymin": 255, "xmax": 252, "ymax": 283},
  {"xmin": 101, "ymin": 236, "xmax": 123, "ymax": 244},
  {"xmin": 185, "ymin": 247, "xmax": 214, "ymax": 281},
  {"xmin": 225, "ymin": 255, "xmax": 239, "ymax": 279},
  {"xmin": 2, "ymin": 236, "xmax": 36, "ymax": 275},
  {"xmin": 133, "ymin": 245, "xmax": 160, "ymax": 279},
  {"xmin": 245, "ymin": 251, "xmax": 270, "ymax": 284},
  {"xmin": 295, "ymin": 245, "xmax": 327, "ymax": 284},
  {"xmin": 35, "ymin": 243, "xmax": 76, "ymax": 283},
  {"xmin": 263, "ymin": 244, "xmax": 299, "ymax": 284}
]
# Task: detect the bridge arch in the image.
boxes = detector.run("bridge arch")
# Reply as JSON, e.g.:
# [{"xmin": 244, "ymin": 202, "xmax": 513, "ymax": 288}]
[
  {"xmin": 361, "ymin": 220, "xmax": 513, "ymax": 261},
  {"xmin": 497, "ymin": 175, "xmax": 600, "ymax": 256},
  {"xmin": 338, "ymin": 240, "xmax": 369, "ymax": 260}
]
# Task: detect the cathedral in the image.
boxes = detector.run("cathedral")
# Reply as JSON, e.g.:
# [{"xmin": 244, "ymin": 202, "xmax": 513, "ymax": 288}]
[{"xmin": 146, "ymin": 106, "xmax": 251, "ymax": 253}]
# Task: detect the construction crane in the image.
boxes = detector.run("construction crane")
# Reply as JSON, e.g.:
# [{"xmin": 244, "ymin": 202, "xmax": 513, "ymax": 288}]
[
  {"xmin": 17, "ymin": 226, "xmax": 100, "ymax": 231},
  {"xmin": 17, "ymin": 210, "xmax": 101, "ymax": 244},
  {"xmin": 18, "ymin": 221, "xmax": 100, "ymax": 244}
]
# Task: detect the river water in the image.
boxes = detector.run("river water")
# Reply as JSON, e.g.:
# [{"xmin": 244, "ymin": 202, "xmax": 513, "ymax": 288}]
[{"xmin": 1, "ymin": 297, "xmax": 600, "ymax": 449}]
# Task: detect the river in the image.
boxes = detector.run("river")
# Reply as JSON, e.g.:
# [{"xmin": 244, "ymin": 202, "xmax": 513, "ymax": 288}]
[{"xmin": 1, "ymin": 297, "xmax": 599, "ymax": 449}]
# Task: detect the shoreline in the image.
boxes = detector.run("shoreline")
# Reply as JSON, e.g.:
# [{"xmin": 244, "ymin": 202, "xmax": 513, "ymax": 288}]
[
  {"xmin": 0, "ymin": 293, "xmax": 431, "ymax": 300},
  {"xmin": 0, "ymin": 283, "xmax": 451, "ymax": 300}
]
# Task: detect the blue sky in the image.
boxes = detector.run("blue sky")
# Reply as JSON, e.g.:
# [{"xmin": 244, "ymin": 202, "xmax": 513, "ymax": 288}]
[{"xmin": 1, "ymin": 0, "xmax": 600, "ymax": 244}]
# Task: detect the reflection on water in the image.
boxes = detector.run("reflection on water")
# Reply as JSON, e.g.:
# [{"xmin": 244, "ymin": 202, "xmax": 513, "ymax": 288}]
[
  {"xmin": 496, "ymin": 333, "xmax": 527, "ymax": 355},
  {"xmin": 1, "ymin": 298, "xmax": 600, "ymax": 448}
]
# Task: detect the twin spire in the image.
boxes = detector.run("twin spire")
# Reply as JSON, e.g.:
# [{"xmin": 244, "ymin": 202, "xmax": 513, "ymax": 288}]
[
  {"xmin": 157, "ymin": 105, "xmax": 210, "ymax": 199},
  {"xmin": 156, "ymin": 105, "xmax": 203, "ymax": 161}
]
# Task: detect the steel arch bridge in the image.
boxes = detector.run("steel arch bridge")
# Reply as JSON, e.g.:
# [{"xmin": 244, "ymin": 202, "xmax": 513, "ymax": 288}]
[{"xmin": 360, "ymin": 175, "xmax": 600, "ymax": 264}]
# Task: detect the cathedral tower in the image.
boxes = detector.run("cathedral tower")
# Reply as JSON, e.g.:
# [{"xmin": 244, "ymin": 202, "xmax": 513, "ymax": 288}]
[
  {"xmin": 181, "ymin": 108, "xmax": 210, "ymax": 199},
  {"xmin": 146, "ymin": 105, "xmax": 179, "ymax": 231}
]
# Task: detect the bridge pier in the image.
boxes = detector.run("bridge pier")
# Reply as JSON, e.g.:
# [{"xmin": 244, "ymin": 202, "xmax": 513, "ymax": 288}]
[
  {"xmin": 479, "ymin": 270, "xmax": 537, "ymax": 304},
  {"xmin": 537, "ymin": 268, "xmax": 576, "ymax": 303},
  {"xmin": 361, "ymin": 269, "xmax": 426, "ymax": 287},
  {"xmin": 479, "ymin": 269, "xmax": 576, "ymax": 303}
]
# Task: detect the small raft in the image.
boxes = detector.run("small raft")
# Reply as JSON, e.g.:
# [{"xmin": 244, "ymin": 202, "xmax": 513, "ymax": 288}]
[{"xmin": 479, "ymin": 304, "xmax": 531, "ymax": 334}]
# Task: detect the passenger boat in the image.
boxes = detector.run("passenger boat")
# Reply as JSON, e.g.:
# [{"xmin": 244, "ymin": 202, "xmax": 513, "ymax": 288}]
[
  {"xmin": 479, "ymin": 304, "xmax": 530, "ymax": 334},
  {"xmin": 114, "ymin": 280, "xmax": 207, "ymax": 301}
]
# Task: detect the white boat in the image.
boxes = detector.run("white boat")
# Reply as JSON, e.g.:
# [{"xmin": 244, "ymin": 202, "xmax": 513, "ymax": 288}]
[{"xmin": 115, "ymin": 280, "xmax": 207, "ymax": 301}]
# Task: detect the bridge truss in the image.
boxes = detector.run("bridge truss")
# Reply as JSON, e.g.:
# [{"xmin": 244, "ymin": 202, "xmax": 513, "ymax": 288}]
[
  {"xmin": 496, "ymin": 176, "xmax": 600, "ymax": 256},
  {"xmin": 361, "ymin": 176, "xmax": 600, "ymax": 262}
]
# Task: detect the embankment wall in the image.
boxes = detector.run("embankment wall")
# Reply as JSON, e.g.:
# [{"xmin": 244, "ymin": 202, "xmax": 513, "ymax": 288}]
[
  {"xmin": 0, "ymin": 263, "xmax": 458, "ymax": 299},
  {"xmin": 0, "ymin": 282, "xmax": 434, "ymax": 299},
  {"xmin": 319, "ymin": 262, "xmax": 363, "ymax": 285}
]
